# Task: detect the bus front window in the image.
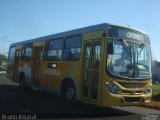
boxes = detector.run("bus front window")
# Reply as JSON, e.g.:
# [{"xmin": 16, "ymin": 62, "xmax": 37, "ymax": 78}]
[{"xmin": 107, "ymin": 39, "xmax": 151, "ymax": 79}]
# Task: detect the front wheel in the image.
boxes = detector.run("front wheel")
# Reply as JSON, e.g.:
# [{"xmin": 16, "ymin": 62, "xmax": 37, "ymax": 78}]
[{"xmin": 62, "ymin": 82, "xmax": 76, "ymax": 103}]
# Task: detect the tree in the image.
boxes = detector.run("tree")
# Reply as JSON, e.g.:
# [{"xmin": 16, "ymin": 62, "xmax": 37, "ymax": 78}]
[{"xmin": 0, "ymin": 53, "xmax": 7, "ymax": 61}]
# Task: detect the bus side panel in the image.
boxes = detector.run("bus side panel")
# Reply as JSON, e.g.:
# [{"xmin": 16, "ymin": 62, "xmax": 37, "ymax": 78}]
[
  {"xmin": 7, "ymin": 46, "xmax": 16, "ymax": 81},
  {"xmin": 18, "ymin": 60, "xmax": 32, "ymax": 84},
  {"xmin": 40, "ymin": 60, "xmax": 81, "ymax": 97},
  {"xmin": 6, "ymin": 61, "xmax": 14, "ymax": 80},
  {"xmin": 40, "ymin": 61, "xmax": 68, "ymax": 89}
]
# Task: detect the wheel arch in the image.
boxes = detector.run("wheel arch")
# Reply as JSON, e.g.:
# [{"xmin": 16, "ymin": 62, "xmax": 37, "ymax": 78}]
[{"xmin": 60, "ymin": 77, "xmax": 77, "ymax": 97}]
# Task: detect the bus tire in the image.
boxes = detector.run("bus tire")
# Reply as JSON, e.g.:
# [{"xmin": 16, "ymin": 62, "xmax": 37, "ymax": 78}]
[
  {"xmin": 62, "ymin": 81, "xmax": 76, "ymax": 103},
  {"xmin": 19, "ymin": 73, "xmax": 26, "ymax": 88}
]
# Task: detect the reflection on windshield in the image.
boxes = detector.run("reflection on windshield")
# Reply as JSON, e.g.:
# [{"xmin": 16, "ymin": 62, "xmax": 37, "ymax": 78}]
[{"xmin": 107, "ymin": 39, "xmax": 151, "ymax": 79}]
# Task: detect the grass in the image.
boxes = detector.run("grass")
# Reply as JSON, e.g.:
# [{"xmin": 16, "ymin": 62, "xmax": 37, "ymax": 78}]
[
  {"xmin": 152, "ymin": 83, "xmax": 160, "ymax": 101},
  {"xmin": 153, "ymin": 83, "xmax": 160, "ymax": 91}
]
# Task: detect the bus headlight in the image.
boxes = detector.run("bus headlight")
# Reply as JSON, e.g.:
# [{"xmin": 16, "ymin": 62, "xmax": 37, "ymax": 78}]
[
  {"xmin": 145, "ymin": 84, "xmax": 152, "ymax": 94},
  {"xmin": 107, "ymin": 82, "xmax": 121, "ymax": 94}
]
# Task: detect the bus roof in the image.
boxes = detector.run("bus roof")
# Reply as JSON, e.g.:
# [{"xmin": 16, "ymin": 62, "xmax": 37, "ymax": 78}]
[
  {"xmin": 108, "ymin": 23, "xmax": 147, "ymax": 34},
  {"xmin": 10, "ymin": 23, "xmax": 147, "ymax": 47}
]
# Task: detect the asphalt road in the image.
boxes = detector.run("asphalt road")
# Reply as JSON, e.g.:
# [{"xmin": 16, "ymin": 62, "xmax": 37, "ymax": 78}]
[{"xmin": 0, "ymin": 75, "xmax": 159, "ymax": 120}]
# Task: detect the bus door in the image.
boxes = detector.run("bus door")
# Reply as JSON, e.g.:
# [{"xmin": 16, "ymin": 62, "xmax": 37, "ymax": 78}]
[
  {"xmin": 81, "ymin": 38, "xmax": 103, "ymax": 103},
  {"xmin": 32, "ymin": 46, "xmax": 43, "ymax": 86},
  {"xmin": 14, "ymin": 49, "xmax": 21, "ymax": 81}
]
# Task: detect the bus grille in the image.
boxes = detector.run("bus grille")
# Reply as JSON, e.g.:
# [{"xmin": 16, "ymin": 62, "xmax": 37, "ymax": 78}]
[
  {"xmin": 124, "ymin": 97, "xmax": 141, "ymax": 102},
  {"xmin": 118, "ymin": 82, "xmax": 147, "ymax": 89},
  {"xmin": 122, "ymin": 90, "xmax": 143, "ymax": 94}
]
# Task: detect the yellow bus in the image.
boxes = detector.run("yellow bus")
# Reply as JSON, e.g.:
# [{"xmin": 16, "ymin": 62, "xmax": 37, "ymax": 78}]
[{"xmin": 7, "ymin": 23, "xmax": 152, "ymax": 107}]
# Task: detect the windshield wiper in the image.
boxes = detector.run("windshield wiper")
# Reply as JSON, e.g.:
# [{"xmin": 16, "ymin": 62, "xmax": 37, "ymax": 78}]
[
  {"xmin": 138, "ymin": 43, "xmax": 145, "ymax": 55},
  {"xmin": 136, "ymin": 43, "xmax": 145, "ymax": 63}
]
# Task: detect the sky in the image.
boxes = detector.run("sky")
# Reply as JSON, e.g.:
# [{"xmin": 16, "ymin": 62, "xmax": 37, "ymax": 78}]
[{"xmin": 0, "ymin": 0, "xmax": 160, "ymax": 61}]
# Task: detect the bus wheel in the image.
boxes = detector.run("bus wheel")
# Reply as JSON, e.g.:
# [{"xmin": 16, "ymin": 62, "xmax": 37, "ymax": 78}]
[
  {"xmin": 62, "ymin": 82, "xmax": 76, "ymax": 103},
  {"xmin": 19, "ymin": 73, "xmax": 26, "ymax": 88}
]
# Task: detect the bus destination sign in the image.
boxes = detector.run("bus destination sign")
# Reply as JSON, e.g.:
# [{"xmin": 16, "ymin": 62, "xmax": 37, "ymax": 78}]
[
  {"xmin": 108, "ymin": 26, "xmax": 150, "ymax": 43},
  {"xmin": 118, "ymin": 30, "xmax": 144, "ymax": 41}
]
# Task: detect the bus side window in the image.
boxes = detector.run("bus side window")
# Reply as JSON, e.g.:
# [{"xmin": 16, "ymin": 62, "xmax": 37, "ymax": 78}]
[
  {"xmin": 63, "ymin": 35, "xmax": 82, "ymax": 61},
  {"xmin": 8, "ymin": 46, "xmax": 16, "ymax": 61},
  {"xmin": 21, "ymin": 43, "xmax": 32, "ymax": 60},
  {"xmin": 93, "ymin": 41, "xmax": 101, "ymax": 69},
  {"xmin": 47, "ymin": 38, "xmax": 63, "ymax": 61}
]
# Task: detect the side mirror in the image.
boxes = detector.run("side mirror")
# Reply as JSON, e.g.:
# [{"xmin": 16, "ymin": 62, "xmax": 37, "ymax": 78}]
[{"xmin": 107, "ymin": 42, "xmax": 113, "ymax": 54}]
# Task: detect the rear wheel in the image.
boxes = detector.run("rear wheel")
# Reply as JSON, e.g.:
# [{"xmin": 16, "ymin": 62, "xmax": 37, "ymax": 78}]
[{"xmin": 62, "ymin": 82, "xmax": 76, "ymax": 103}]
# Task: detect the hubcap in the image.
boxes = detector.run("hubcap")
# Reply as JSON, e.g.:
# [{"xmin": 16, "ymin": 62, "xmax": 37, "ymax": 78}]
[{"xmin": 66, "ymin": 88, "xmax": 75, "ymax": 99}]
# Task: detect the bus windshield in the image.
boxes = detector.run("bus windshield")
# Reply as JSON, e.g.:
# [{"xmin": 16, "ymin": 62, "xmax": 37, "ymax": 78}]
[{"xmin": 107, "ymin": 39, "xmax": 151, "ymax": 80}]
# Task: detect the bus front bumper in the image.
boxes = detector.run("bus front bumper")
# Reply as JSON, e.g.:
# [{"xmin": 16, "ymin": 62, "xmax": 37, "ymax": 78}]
[{"xmin": 101, "ymin": 89, "xmax": 152, "ymax": 107}]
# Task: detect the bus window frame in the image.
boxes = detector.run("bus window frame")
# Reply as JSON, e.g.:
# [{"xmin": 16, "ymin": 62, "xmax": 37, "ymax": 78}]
[
  {"xmin": 21, "ymin": 43, "xmax": 33, "ymax": 61},
  {"xmin": 46, "ymin": 38, "xmax": 64, "ymax": 61},
  {"xmin": 8, "ymin": 46, "xmax": 16, "ymax": 61},
  {"xmin": 62, "ymin": 35, "xmax": 82, "ymax": 61},
  {"xmin": 106, "ymin": 37, "xmax": 152, "ymax": 81}
]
